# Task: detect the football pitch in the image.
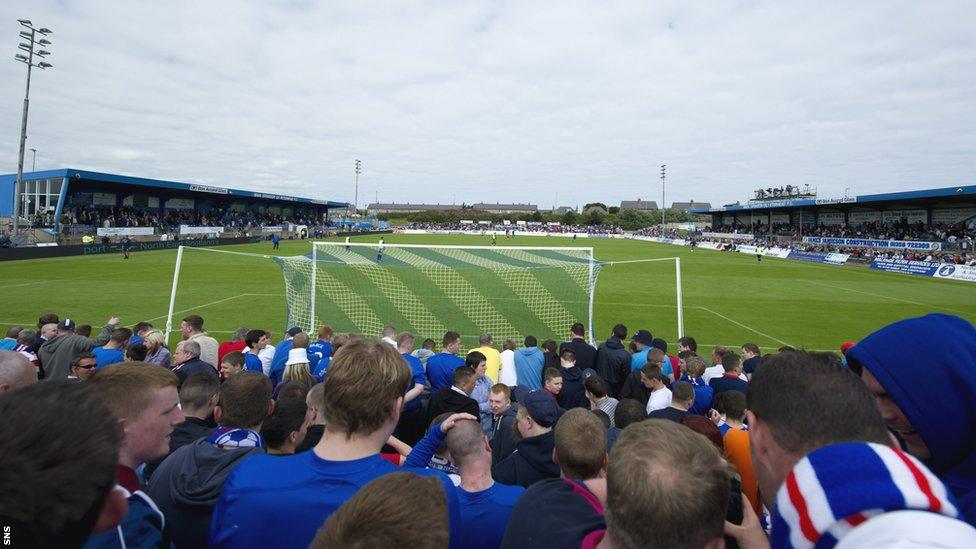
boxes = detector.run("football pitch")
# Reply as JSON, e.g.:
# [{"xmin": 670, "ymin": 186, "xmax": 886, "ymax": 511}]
[{"xmin": 1, "ymin": 233, "xmax": 973, "ymax": 353}]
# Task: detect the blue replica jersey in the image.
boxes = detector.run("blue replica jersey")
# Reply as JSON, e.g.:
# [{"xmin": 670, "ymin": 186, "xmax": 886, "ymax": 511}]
[
  {"xmin": 243, "ymin": 353, "xmax": 263, "ymax": 373},
  {"xmin": 210, "ymin": 451, "xmax": 463, "ymax": 548},
  {"xmin": 92, "ymin": 346, "xmax": 125, "ymax": 368},
  {"xmin": 402, "ymin": 353, "xmax": 427, "ymax": 411},
  {"xmin": 456, "ymin": 483, "xmax": 526, "ymax": 549},
  {"xmin": 427, "ymin": 353, "xmax": 465, "ymax": 392}
]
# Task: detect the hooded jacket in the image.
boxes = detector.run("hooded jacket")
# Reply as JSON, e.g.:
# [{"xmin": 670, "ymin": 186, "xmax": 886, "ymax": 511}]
[
  {"xmin": 557, "ymin": 365, "xmax": 588, "ymax": 409},
  {"xmin": 595, "ymin": 337, "xmax": 630, "ymax": 398},
  {"xmin": 490, "ymin": 405, "xmax": 519, "ymax": 465},
  {"xmin": 618, "ymin": 370, "xmax": 652, "ymax": 406},
  {"xmin": 501, "ymin": 478, "xmax": 605, "ymax": 548},
  {"xmin": 514, "ymin": 347, "xmax": 545, "ymax": 390},
  {"xmin": 146, "ymin": 438, "xmax": 263, "ymax": 548},
  {"xmin": 560, "ymin": 338, "xmax": 598, "ymax": 371},
  {"xmin": 492, "ymin": 429, "xmax": 559, "ymax": 488},
  {"xmin": 38, "ymin": 333, "xmax": 93, "ymax": 380},
  {"xmin": 770, "ymin": 442, "xmax": 975, "ymax": 548},
  {"xmin": 846, "ymin": 314, "xmax": 976, "ymax": 526}
]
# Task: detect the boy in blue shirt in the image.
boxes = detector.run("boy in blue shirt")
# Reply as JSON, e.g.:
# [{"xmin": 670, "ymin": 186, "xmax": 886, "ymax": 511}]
[
  {"xmin": 210, "ymin": 339, "xmax": 464, "ymax": 548},
  {"xmin": 427, "ymin": 331, "xmax": 464, "ymax": 391}
]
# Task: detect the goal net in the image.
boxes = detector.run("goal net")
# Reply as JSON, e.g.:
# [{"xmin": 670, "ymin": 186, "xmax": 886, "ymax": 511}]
[{"xmin": 274, "ymin": 242, "xmax": 603, "ymax": 348}]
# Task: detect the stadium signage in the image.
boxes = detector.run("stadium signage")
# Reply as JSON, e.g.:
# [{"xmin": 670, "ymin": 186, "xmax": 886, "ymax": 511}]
[
  {"xmin": 869, "ymin": 259, "xmax": 940, "ymax": 276},
  {"xmin": 253, "ymin": 192, "xmax": 296, "ymax": 201},
  {"xmin": 96, "ymin": 227, "xmax": 155, "ymax": 236},
  {"xmin": 784, "ymin": 250, "xmax": 849, "ymax": 265},
  {"xmin": 933, "ymin": 264, "xmax": 976, "ymax": 283},
  {"xmin": 814, "ymin": 197, "xmax": 857, "ymax": 205},
  {"xmin": 180, "ymin": 225, "xmax": 225, "ymax": 235},
  {"xmin": 701, "ymin": 232, "xmax": 754, "ymax": 241},
  {"xmin": 802, "ymin": 236, "xmax": 941, "ymax": 251},
  {"xmin": 188, "ymin": 184, "xmax": 229, "ymax": 195}
]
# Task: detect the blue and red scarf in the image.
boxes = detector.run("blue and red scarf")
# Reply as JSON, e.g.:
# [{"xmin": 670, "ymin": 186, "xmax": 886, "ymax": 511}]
[{"xmin": 771, "ymin": 442, "xmax": 960, "ymax": 548}]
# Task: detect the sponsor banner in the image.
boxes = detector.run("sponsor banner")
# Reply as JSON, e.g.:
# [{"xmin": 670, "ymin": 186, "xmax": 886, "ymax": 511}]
[
  {"xmin": 932, "ymin": 263, "xmax": 976, "ymax": 283},
  {"xmin": 180, "ymin": 225, "xmax": 225, "ymax": 235},
  {"xmin": 701, "ymin": 232, "xmax": 754, "ymax": 240},
  {"xmin": 815, "ymin": 197, "xmax": 857, "ymax": 205},
  {"xmin": 788, "ymin": 250, "xmax": 850, "ymax": 265},
  {"xmin": 188, "ymin": 184, "xmax": 229, "ymax": 195},
  {"xmin": 96, "ymin": 227, "xmax": 155, "ymax": 236},
  {"xmin": 261, "ymin": 226, "xmax": 284, "ymax": 232},
  {"xmin": 869, "ymin": 259, "xmax": 940, "ymax": 276},
  {"xmin": 696, "ymin": 242, "xmax": 723, "ymax": 250},
  {"xmin": 802, "ymin": 236, "xmax": 941, "ymax": 251},
  {"xmin": 932, "ymin": 207, "xmax": 976, "ymax": 225}
]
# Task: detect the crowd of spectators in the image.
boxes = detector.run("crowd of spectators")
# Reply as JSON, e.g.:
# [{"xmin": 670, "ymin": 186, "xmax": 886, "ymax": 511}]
[
  {"xmin": 702, "ymin": 220, "xmax": 975, "ymax": 245},
  {"xmin": 60, "ymin": 205, "xmax": 322, "ymax": 233},
  {"xmin": 403, "ymin": 222, "xmax": 624, "ymax": 235},
  {"xmin": 2, "ymin": 311, "xmax": 975, "ymax": 547}
]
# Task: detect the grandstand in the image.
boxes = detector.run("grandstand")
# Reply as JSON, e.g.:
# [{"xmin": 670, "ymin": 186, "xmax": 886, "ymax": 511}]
[{"xmin": 0, "ymin": 168, "xmax": 349, "ymax": 246}]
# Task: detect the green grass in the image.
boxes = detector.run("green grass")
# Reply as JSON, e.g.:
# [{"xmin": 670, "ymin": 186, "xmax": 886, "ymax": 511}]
[{"xmin": 1, "ymin": 233, "xmax": 973, "ymax": 352}]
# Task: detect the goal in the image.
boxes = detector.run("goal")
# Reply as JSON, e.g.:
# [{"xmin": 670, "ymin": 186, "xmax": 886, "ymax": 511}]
[{"xmin": 274, "ymin": 242, "xmax": 603, "ymax": 348}]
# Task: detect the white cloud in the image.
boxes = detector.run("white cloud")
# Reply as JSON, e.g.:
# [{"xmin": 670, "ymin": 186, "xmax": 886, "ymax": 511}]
[{"xmin": 1, "ymin": 0, "xmax": 974, "ymax": 209}]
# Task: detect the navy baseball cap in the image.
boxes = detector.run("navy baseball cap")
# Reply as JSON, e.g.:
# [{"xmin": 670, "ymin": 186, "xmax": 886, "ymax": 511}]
[
  {"xmin": 632, "ymin": 329, "xmax": 653, "ymax": 347},
  {"xmin": 57, "ymin": 318, "xmax": 76, "ymax": 330},
  {"xmin": 512, "ymin": 386, "xmax": 561, "ymax": 428}
]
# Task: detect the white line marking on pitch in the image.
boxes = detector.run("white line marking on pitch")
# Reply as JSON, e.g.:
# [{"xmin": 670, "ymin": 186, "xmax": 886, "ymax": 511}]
[
  {"xmin": 804, "ymin": 280, "xmax": 974, "ymax": 317},
  {"xmin": 697, "ymin": 307, "xmax": 793, "ymax": 347},
  {"xmin": 141, "ymin": 293, "xmax": 284, "ymax": 323}
]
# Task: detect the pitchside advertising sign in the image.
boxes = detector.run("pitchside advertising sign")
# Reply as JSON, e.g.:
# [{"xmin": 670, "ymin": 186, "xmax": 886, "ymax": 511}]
[
  {"xmin": 803, "ymin": 236, "xmax": 941, "ymax": 251},
  {"xmin": 96, "ymin": 227, "xmax": 155, "ymax": 236},
  {"xmin": 870, "ymin": 259, "xmax": 976, "ymax": 283}
]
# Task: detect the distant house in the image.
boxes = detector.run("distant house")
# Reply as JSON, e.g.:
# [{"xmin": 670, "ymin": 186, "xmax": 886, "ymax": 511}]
[
  {"xmin": 620, "ymin": 199, "xmax": 659, "ymax": 211},
  {"xmin": 470, "ymin": 202, "xmax": 538, "ymax": 213},
  {"xmin": 366, "ymin": 203, "xmax": 458, "ymax": 214},
  {"xmin": 552, "ymin": 206, "xmax": 575, "ymax": 215},
  {"xmin": 670, "ymin": 201, "xmax": 712, "ymax": 212}
]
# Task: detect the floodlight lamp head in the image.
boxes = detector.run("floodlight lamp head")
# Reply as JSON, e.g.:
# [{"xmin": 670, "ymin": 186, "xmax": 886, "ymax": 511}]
[
  {"xmin": 18, "ymin": 19, "xmax": 32, "ymax": 26},
  {"xmin": 37, "ymin": 50, "xmax": 50, "ymax": 56},
  {"xmin": 38, "ymin": 61, "xmax": 52, "ymax": 68},
  {"xmin": 38, "ymin": 38, "xmax": 51, "ymax": 45},
  {"xmin": 19, "ymin": 31, "xmax": 31, "ymax": 39},
  {"xmin": 38, "ymin": 28, "xmax": 52, "ymax": 35},
  {"xmin": 15, "ymin": 53, "xmax": 28, "ymax": 61}
]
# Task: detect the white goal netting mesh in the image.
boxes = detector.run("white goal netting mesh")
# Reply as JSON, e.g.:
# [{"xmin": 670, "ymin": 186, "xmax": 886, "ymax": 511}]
[{"xmin": 274, "ymin": 243, "xmax": 602, "ymax": 348}]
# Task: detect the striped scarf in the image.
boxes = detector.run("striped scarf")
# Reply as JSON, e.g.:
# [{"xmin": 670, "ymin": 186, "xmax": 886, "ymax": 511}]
[{"xmin": 771, "ymin": 442, "xmax": 960, "ymax": 548}]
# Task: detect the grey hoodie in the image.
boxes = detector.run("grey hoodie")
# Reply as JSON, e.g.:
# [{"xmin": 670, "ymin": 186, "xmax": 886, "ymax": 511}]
[
  {"xmin": 38, "ymin": 333, "xmax": 93, "ymax": 380},
  {"xmin": 146, "ymin": 438, "xmax": 263, "ymax": 548}
]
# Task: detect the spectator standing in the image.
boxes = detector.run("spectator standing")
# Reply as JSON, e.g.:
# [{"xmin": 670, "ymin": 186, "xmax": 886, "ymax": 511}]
[
  {"xmin": 143, "ymin": 329, "xmax": 172, "ymax": 368},
  {"xmin": 488, "ymin": 384, "xmax": 518, "ymax": 464},
  {"xmin": 261, "ymin": 397, "xmax": 310, "ymax": 456},
  {"xmin": 380, "ymin": 325, "xmax": 398, "ymax": 348},
  {"xmin": 501, "ymin": 409, "xmax": 608, "ymax": 548},
  {"xmin": 38, "ymin": 318, "xmax": 94, "ymax": 380},
  {"xmin": 144, "ymin": 372, "xmax": 220, "ymax": 480},
  {"xmin": 268, "ymin": 326, "xmax": 302, "ymax": 384},
  {"xmin": 559, "ymin": 322, "xmax": 597, "ymax": 372},
  {"xmin": 492, "ymin": 387, "xmax": 561, "ymax": 487},
  {"xmin": 92, "ymin": 328, "xmax": 129, "ymax": 367},
  {"xmin": 846, "ymin": 314, "xmax": 976, "ymax": 526},
  {"xmin": 181, "ymin": 315, "xmax": 219, "ymax": 368},
  {"xmin": 641, "ymin": 363, "xmax": 672, "ymax": 414},
  {"xmin": 128, "ymin": 321, "xmax": 154, "ymax": 346},
  {"xmin": 86, "ymin": 363, "xmax": 184, "ymax": 548},
  {"xmin": 557, "ymin": 348, "xmax": 588, "ymax": 409},
  {"xmin": 295, "ymin": 383, "xmax": 326, "ymax": 453},
  {"xmin": 307, "ymin": 325, "xmax": 334, "ymax": 376},
  {"xmin": 428, "ymin": 331, "xmax": 465, "ymax": 392},
  {"xmin": 702, "ymin": 346, "xmax": 730, "ymax": 384},
  {"xmin": 498, "ymin": 338, "xmax": 518, "ymax": 387},
  {"xmin": 396, "ymin": 332, "xmax": 428, "ymax": 446},
  {"xmin": 679, "ymin": 355, "xmax": 714, "ymax": 416},
  {"xmin": 242, "ymin": 329, "xmax": 269, "ymax": 373},
  {"xmin": 428, "ymin": 366, "xmax": 481, "ymax": 425},
  {"xmin": 740, "ymin": 343, "xmax": 761, "ymax": 380},
  {"xmin": 0, "ymin": 350, "xmax": 36, "ymax": 393},
  {"xmin": 628, "ymin": 329, "xmax": 653, "ymax": 371},
  {"xmin": 0, "ymin": 325, "xmax": 20, "ymax": 350},
  {"xmin": 217, "ymin": 327, "xmax": 248, "ymax": 364},
  {"xmin": 446, "ymin": 419, "xmax": 526, "ymax": 549},
  {"xmin": 514, "ymin": 336, "xmax": 545, "ymax": 390},
  {"xmin": 595, "ymin": 324, "xmax": 630, "ymax": 397},
  {"xmin": 66, "ymin": 352, "xmax": 98, "ymax": 382},
  {"xmin": 646, "ymin": 381, "xmax": 694, "ymax": 423},
  {"xmin": 172, "ymin": 340, "xmax": 219, "ymax": 386},
  {"xmin": 708, "ymin": 352, "xmax": 749, "ymax": 396},
  {"xmin": 210, "ymin": 339, "xmax": 462, "ymax": 548},
  {"xmin": 469, "ymin": 332, "xmax": 502, "ymax": 383},
  {"xmin": 584, "ymin": 373, "xmax": 619, "ymax": 427},
  {"xmin": 466, "ymin": 351, "xmax": 495, "ymax": 433}
]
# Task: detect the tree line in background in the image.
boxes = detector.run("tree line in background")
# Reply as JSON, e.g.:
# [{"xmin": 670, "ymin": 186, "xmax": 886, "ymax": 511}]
[{"xmin": 376, "ymin": 205, "xmax": 705, "ymax": 230}]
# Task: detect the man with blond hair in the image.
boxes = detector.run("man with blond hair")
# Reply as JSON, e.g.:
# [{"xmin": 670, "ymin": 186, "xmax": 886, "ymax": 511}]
[
  {"xmin": 85, "ymin": 362, "xmax": 185, "ymax": 548},
  {"xmin": 211, "ymin": 339, "xmax": 463, "ymax": 548}
]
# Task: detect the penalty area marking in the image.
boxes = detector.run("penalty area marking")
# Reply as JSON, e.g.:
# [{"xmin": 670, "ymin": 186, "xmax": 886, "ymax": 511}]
[{"xmin": 697, "ymin": 306, "xmax": 793, "ymax": 348}]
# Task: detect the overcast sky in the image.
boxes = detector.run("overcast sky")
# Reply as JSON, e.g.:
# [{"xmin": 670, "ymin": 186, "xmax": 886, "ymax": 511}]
[{"xmin": 1, "ymin": 1, "xmax": 974, "ymax": 209}]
